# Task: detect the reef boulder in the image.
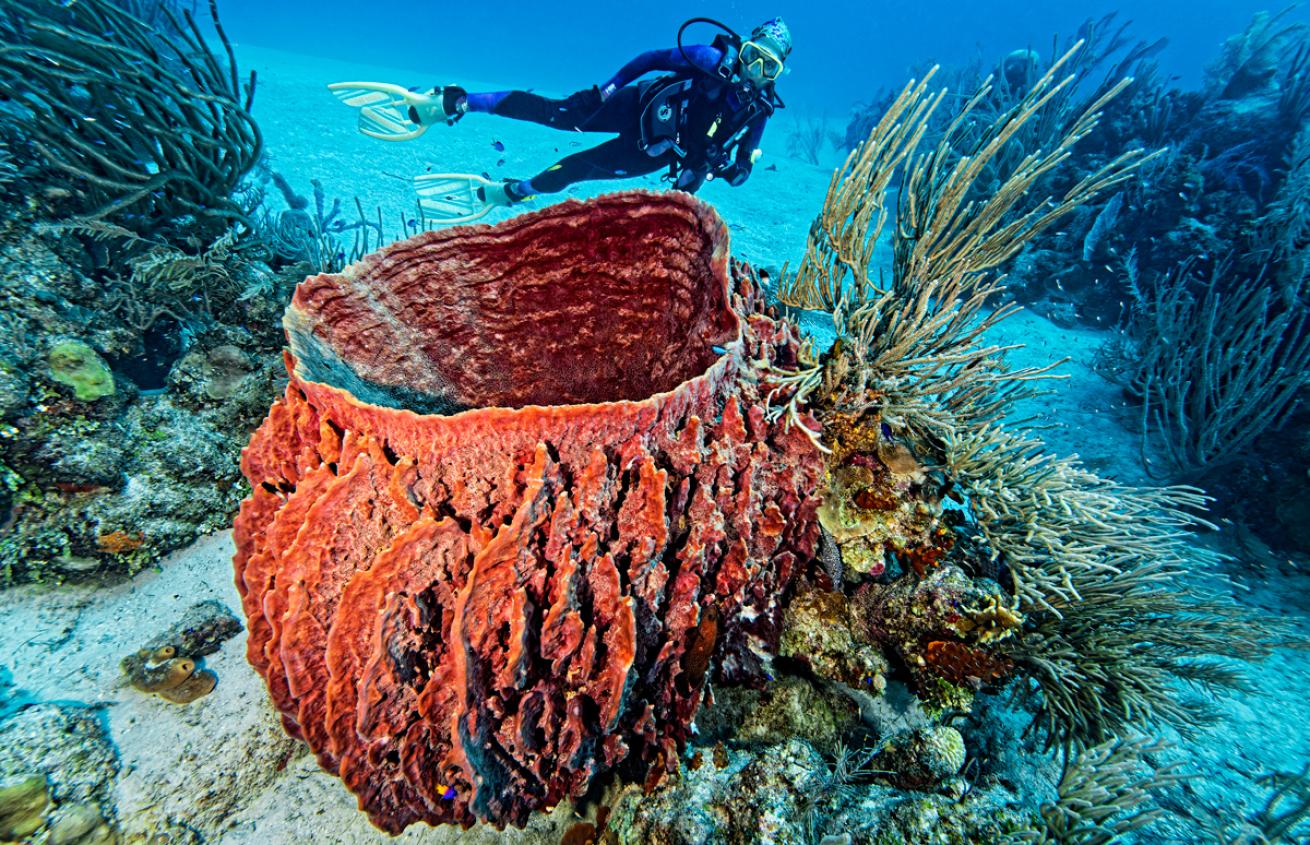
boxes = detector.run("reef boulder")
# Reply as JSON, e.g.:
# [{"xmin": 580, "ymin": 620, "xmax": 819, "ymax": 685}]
[{"xmin": 233, "ymin": 192, "xmax": 824, "ymax": 831}]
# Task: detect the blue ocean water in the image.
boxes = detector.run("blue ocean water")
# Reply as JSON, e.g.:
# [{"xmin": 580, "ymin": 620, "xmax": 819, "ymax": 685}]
[{"xmin": 217, "ymin": 0, "xmax": 1310, "ymax": 112}]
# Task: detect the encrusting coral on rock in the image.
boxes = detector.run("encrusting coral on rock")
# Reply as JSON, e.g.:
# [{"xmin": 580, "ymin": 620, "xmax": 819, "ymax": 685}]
[
  {"xmin": 778, "ymin": 588, "xmax": 888, "ymax": 694},
  {"xmin": 854, "ymin": 565, "xmax": 1021, "ymax": 713},
  {"xmin": 122, "ymin": 647, "xmax": 217, "ymax": 705},
  {"xmin": 120, "ymin": 600, "xmax": 242, "ymax": 705},
  {"xmin": 0, "ymin": 774, "xmax": 49, "ymax": 840},
  {"xmin": 46, "ymin": 341, "xmax": 116, "ymax": 404},
  {"xmin": 813, "ymin": 412, "xmax": 945, "ymax": 580},
  {"xmin": 233, "ymin": 191, "xmax": 825, "ymax": 831},
  {"xmin": 874, "ymin": 725, "xmax": 967, "ymax": 791}
]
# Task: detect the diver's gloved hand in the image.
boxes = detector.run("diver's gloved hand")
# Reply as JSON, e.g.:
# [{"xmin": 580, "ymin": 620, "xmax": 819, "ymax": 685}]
[
  {"xmin": 407, "ymin": 85, "xmax": 469, "ymax": 126},
  {"xmin": 717, "ymin": 160, "xmax": 753, "ymax": 187}
]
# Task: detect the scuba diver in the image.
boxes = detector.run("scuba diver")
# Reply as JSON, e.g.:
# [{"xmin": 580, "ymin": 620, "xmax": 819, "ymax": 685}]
[{"xmin": 329, "ymin": 17, "xmax": 791, "ymax": 223}]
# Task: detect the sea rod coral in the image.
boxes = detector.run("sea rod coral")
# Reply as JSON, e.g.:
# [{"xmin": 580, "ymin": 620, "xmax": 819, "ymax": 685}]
[
  {"xmin": 779, "ymin": 43, "xmax": 1286, "ymax": 755},
  {"xmin": 233, "ymin": 191, "xmax": 824, "ymax": 831}
]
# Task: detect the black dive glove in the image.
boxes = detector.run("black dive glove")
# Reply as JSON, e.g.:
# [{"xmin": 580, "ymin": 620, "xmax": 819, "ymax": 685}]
[{"xmin": 717, "ymin": 160, "xmax": 752, "ymax": 187}]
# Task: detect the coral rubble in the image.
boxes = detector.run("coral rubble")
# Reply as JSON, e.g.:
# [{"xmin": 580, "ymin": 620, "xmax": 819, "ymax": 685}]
[{"xmin": 233, "ymin": 191, "xmax": 824, "ymax": 831}]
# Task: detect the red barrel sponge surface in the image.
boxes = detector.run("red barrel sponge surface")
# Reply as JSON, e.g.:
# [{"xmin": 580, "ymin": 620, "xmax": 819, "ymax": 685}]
[{"xmin": 233, "ymin": 191, "xmax": 823, "ymax": 831}]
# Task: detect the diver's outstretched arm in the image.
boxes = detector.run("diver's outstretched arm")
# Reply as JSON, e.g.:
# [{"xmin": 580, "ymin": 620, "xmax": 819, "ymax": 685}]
[{"xmin": 598, "ymin": 45, "xmax": 723, "ymax": 99}]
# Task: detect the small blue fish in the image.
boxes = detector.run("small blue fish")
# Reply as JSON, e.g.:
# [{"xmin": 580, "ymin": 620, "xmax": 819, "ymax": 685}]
[
  {"xmin": 491, "ymin": 140, "xmax": 505, "ymax": 152},
  {"xmin": 441, "ymin": 786, "xmax": 456, "ymax": 800},
  {"xmin": 497, "ymin": 158, "xmax": 506, "ymax": 167},
  {"xmin": 481, "ymin": 171, "xmax": 491, "ymax": 180},
  {"xmin": 765, "ymin": 163, "xmax": 778, "ymax": 172}
]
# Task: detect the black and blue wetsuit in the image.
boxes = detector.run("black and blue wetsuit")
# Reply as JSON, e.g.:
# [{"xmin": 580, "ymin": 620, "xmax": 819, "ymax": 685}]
[{"xmin": 462, "ymin": 45, "xmax": 773, "ymax": 197}]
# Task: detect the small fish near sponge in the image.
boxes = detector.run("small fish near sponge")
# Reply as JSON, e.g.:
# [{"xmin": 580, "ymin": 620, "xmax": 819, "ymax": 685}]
[{"xmin": 232, "ymin": 191, "xmax": 825, "ymax": 831}]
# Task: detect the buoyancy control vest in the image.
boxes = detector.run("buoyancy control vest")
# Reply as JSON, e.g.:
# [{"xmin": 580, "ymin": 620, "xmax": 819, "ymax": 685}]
[{"xmin": 636, "ymin": 35, "xmax": 782, "ymax": 177}]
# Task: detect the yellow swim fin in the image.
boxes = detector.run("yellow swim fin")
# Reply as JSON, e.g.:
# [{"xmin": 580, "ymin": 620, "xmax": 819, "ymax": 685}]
[
  {"xmin": 327, "ymin": 81, "xmax": 465, "ymax": 141},
  {"xmin": 414, "ymin": 173, "xmax": 530, "ymax": 225}
]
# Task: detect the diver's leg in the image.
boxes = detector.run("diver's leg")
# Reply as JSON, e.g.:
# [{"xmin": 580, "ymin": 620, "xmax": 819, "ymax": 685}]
[
  {"xmin": 466, "ymin": 86, "xmax": 641, "ymax": 132},
  {"xmin": 463, "ymin": 89, "xmax": 594, "ymax": 129},
  {"xmin": 514, "ymin": 136, "xmax": 666, "ymax": 196}
]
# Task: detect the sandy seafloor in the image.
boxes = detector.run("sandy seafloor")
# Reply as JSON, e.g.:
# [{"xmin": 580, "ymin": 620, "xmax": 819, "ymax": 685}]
[{"xmin": 2, "ymin": 43, "xmax": 1309, "ymax": 843}]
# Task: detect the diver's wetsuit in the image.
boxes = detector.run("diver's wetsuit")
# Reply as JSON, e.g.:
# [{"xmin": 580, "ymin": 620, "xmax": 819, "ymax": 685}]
[{"xmin": 462, "ymin": 45, "xmax": 771, "ymax": 196}]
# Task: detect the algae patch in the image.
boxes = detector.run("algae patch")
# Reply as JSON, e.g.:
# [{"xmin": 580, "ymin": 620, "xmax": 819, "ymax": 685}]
[{"xmin": 47, "ymin": 341, "xmax": 114, "ymax": 402}]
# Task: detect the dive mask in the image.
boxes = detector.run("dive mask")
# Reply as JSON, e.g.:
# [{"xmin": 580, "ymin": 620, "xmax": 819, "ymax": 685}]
[{"xmin": 739, "ymin": 40, "xmax": 784, "ymax": 81}]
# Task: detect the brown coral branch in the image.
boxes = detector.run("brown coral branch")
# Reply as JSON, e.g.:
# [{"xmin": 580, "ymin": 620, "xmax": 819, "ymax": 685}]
[{"xmin": 1127, "ymin": 258, "xmax": 1310, "ymax": 480}]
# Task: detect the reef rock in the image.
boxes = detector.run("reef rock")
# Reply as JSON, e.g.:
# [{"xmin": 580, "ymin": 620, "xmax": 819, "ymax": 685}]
[
  {"xmin": 779, "ymin": 587, "xmax": 888, "ymax": 693},
  {"xmin": 0, "ymin": 774, "xmax": 49, "ymax": 840},
  {"xmin": 853, "ymin": 565, "xmax": 1020, "ymax": 712},
  {"xmin": 876, "ymin": 725, "xmax": 967, "ymax": 790},
  {"xmin": 0, "ymin": 703, "xmax": 120, "ymax": 843},
  {"xmin": 233, "ymin": 191, "xmax": 824, "ymax": 831},
  {"xmin": 45, "ymin": 802, "xmax": 115, "ymax": 845},
  {"xmin": 607, "ymin": 739, "xmax": 826, "ymax": 845}
]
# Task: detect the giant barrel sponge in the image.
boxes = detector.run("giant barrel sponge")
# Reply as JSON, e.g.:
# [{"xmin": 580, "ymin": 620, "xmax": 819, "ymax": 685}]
[{"xmin": 232, "ymin": 191, "xmax": 824, "ymax": 831}]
